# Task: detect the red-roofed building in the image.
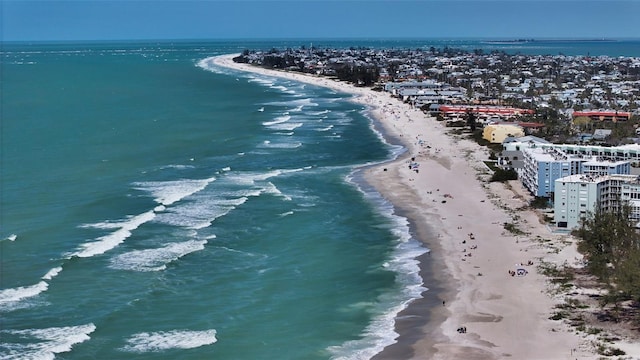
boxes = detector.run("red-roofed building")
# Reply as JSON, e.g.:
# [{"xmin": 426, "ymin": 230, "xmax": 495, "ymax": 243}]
[
  {"xmin": 438, "ymin": 105, "xmax": 534, "ymax": 121},
  {"xmin": 516, "ymin": 122, "xmax": 545, "ymax": 134},
  {"xmin": 573, "ymin": 110, "xmax": 631, "ymax": 122}
]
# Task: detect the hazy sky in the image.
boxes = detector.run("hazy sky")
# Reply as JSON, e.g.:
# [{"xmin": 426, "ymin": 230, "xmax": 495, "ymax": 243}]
[{"xmin": 2, "ymin": 0, "xmax": 639, "ymax": 41}]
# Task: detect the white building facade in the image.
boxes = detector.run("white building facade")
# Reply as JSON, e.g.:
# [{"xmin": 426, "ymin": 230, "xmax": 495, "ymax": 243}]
[
  {"xmin": 503, "ymin": 141, "xmax": 640, "ymax": 164},
  {"xmin": 554, "ymin": 174, "xmax": 640, "ymax": 229}
]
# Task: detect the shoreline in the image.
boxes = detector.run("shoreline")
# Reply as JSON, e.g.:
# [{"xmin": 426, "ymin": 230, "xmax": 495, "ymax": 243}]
[{"xmin": 210, "ymin": 54, "xmax": 593, "ymax": 359}]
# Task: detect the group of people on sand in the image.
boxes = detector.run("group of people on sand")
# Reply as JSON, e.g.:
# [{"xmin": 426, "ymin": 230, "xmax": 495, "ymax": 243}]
[
  {"xmin": 508, "ymin": 269, "xmax": 522, "ymax": 277},
  {"xmin": 461, "ymin": 232, "xmax": 477, "ymax": 261},
  {"xmin": 508, "ymin": 260, "xmax": 534, "ymax": 276}
]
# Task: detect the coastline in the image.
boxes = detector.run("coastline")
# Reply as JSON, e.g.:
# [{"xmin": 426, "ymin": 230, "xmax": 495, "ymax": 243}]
[{"xmin": 210, "ymin": 54, "xmax": 593, "ymax": 359}]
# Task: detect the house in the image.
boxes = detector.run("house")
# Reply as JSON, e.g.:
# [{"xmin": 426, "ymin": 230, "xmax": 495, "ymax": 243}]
[
  {"xmin": 482, "ymin": 123, "xmax": 525, "ymax": 144},
  {"xmin": 592, "ymin": 129, "xmax": 612, "ymax": 141}
]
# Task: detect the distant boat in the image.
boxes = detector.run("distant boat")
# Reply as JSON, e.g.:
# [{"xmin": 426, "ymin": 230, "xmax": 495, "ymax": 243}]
[{"xmin": 258, "ymin": 107, "xmax": 264, "ymax": 112}]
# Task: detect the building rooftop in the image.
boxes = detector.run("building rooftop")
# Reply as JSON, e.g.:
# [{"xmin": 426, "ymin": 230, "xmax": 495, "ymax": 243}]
[{"xmin": 557, "ymin": 173, "xmax": 640, "ymax": 184}]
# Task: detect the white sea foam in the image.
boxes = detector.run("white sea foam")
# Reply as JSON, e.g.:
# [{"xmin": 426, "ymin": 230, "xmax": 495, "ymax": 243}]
[
  {"xmin": 121, "ymin": 329, "xmax": 217, "ymax": 353},
  {"xmin": 159, "ymin": 164, "xmax": 194, "ymax": 170},
  {"xmin": 225, "ymin": 170, "xmax": 288, "ymax": 189},
  {"xmin": 272, "ymin": 85, "xmax": 289, "ymax": 92},
  {"xmin": 0, "ymin": 323, "xmax": 96, "ymax": 360},
  {"xmin": 195, "ymin": 57, "xmax": 234, "ymax": 75},
  {"xmin": 154, "ymin": 195, "xmax": 248, "ymax": 229},
  {"xmin": 4, "ymin": 234, "xmax": 17, "ymax": 242},
  {"xmin": 247, "ymin": 76, "xmax": 275, "ymax": 87},
  {"xmin": 0, "ymin": 281, "xmax": 48, "ymax": 310},
  {"xmin": 294, "ymin": 98, "xmax": 318, "ymax": 107},
  {"xmin": 153, "ymin": 169, "xmax": 295, "ymax": 229},
  {"xmin": 264, "ymin": 97, "xmax": 318, "ymax": 107},
  {"xmin": 260, "ymin": 140, "xmax": 303, "ymax": 149},
  {"xmin": 327, "ymin": 242, "xmax": 425, "ymax": 360},
  {"xmin": 80, "ymin": 221, "xmax": 122, "ymax": 230},
  {"xmin": 264, "ymin": 182, "xmax": 292, "ymax": 201},
  {"xmin": 262, "ymin": 115, "xmax": 291, "ymax": 126},
  {"xmin": 0, "ymin": 266, "xmax": 65, "ymax": 311},
  {"xmin": 267, "ymin": 81, "xmax": 298, "ymax": 95},
  {"xmin": 316, "ymin": 125, "xmax": 334, "ymax": 131},
  {"xmin": 110, "ymin": 239, "xmax": 208, "ymax": 272},
  {"xmin": 327, "ymin": 297, "xmax": 414, "ymax": 360},
  {"xmin": 74, "ymin": 210, "xmax": 156, "ymax": 258},
  {"xmin": 41, "ymin": 267, "xmax": 62, "ymax": 281},
  {"xmin": 309, "ymin": 109, "xmax": 331, "ymax": 116},
  {"xmin": 327, "ymin": 173, "xmax": 428, "ymax": 360},
  {"xmin": 133, "ymin": 177, "xmax": 216, "ymax": 206},
  {"xmin": 268, "ymin": 122, "xmax": 303, "ymax": 131}
]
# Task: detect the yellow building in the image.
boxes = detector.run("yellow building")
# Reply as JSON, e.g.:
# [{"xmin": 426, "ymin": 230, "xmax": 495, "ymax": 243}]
[{"xmin": 482, "ymin": 124, "xmax": 525, "ymax": 143}]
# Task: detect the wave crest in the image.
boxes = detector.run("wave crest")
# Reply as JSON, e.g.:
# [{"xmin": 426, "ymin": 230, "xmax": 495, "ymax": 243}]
[{"xmin": 121, "ymin": 329, "xmax": 217, "ymax": 353}]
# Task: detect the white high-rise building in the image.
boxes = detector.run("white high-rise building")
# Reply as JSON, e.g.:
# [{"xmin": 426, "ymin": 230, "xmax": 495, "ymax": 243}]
[{"xmin": 554, "ymin": 174, "xmax": 640, "ymax": 229}]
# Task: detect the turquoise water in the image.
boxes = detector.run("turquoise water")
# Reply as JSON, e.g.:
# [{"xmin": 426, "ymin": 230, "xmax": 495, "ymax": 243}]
[
  {"xmin": 0, "ymin": 41, "xmax": 422, "ymax": 359},
  {"xmin": 1, "ymin": 39, "xmax": 638, "ymax": 359}
]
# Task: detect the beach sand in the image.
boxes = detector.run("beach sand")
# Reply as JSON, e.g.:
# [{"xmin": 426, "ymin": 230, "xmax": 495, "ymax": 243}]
[{"xmin": 212, "ymin": 54, "xmax": 599, "ymax": 359}]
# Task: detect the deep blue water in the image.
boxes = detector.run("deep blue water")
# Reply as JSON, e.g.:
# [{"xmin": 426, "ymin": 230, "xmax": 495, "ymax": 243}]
[{"xmin": 1, "ymin": 39, "xmax": 638, "ymax": 359}]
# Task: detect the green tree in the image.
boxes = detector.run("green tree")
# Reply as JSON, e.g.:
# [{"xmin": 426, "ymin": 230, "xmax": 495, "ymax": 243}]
[
  {"xmin": 576, "ymin": 204, "xmax": 640, "ymax": 305},
  {"xmin": 466, "ymin": 109, "xmax": 476, "ymax": 132},
  {"xmin": 489, "ymin": 168, "xmax": 517, "ymax": 182},
  {"xmin": 573, "ymin": 116, "xmax": 592, "ymax": 132}
]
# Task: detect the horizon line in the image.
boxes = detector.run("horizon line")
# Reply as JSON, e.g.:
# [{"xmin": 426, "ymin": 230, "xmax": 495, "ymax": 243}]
[{"xmin": 2, "ymin": 36, "xmax": 640, "ymax": 44}]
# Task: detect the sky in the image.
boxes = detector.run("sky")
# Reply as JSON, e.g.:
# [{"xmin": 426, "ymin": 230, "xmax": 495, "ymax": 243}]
[{"xmin": 2, "ymin": 0, "xmax": 639, "ymax": 42}]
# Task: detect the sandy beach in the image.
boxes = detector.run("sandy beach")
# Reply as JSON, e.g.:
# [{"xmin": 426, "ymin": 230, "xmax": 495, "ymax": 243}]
[{"xmin": 212, "ymin": 54, "xmax": 603, "ymax": 359}]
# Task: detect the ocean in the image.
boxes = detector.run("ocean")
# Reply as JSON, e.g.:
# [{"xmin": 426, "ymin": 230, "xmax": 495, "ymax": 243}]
[{"xmin": 1, "ymin": 39, "xmax": 639, "ymax": 360}]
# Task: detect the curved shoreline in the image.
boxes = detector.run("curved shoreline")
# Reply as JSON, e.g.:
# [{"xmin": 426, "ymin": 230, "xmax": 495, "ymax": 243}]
[{"xmin": 210, "ymin": 54, "xmax": 593, "ymax": 359}]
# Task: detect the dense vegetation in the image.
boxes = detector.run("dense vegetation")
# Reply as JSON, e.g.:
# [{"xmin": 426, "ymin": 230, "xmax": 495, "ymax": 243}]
[
  {"xmin": 233, "ymin": 49, "xmax": 379, "ymax": 86},
  {"xmin": 575, "ymin": 205, "xmax": 640, "ymax": 318},
  {"xmin": 489, "ymin": 168, "xmax": 518, "ymax": 182},
  {"xmin": 334, "ymin": 65, "xmax": 379, "ymax": 86}
]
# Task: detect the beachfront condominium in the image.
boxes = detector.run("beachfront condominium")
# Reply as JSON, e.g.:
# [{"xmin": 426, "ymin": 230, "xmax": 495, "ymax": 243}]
[
  {"xmin": 518, "ymin": 146, "xmax": 630, "ymax": 198},
  {"xmin": 554, "ymin": 174, "xmax": 640, "ymax": 229},
  {"xmin": 502, "ymin": 140, "xmax": 640, "ymax": 165}
]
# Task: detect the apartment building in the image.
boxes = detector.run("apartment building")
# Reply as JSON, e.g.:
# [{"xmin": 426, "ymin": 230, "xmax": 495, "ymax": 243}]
[
  {"xmin": 519, "ymin": 146, "xmax": 629, "ymax": 198},
  {"xmin": 554, "ymin": 174, "xmax": 640, "ymax": 229}
]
